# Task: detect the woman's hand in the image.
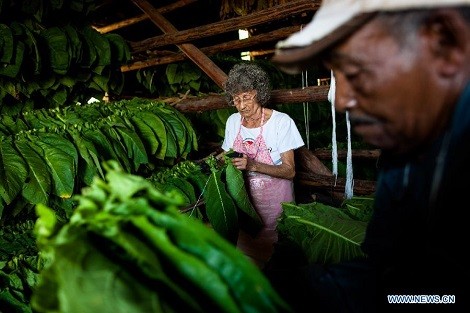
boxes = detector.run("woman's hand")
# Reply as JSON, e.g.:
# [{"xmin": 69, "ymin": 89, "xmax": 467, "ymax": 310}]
[
  {"xmin": 230, "ymin": 150, "xmax": 295, "ymax": 179},
  {"xmin": 232, "ymin": 154, "xmax": 252, "ymax": 171}
]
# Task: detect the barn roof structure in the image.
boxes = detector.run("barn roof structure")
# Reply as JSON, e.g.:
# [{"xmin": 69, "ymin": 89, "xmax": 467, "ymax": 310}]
[
  {"xmin": 88, "ymin": 0, "xmax": 377, "ymax": 199},
  {"xmin": 87, "ymin": 0, "xmax": 332, "ymax": 112}
]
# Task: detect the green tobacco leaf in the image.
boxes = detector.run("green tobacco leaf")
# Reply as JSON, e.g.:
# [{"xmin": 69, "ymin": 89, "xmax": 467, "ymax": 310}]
[
  {"xmin": 101, "ymin": 126, "xmax": 133, "ymax": 172},
  {"xmin": 204, "ymin": 169, "xmax": 238, "ymax": 244},
  {"xmin": 136, "ymin": 111, "xmax": 167, "ymax": 160},
  {"xmin": 105, "ymin": 33, "xmax": 130, "ymax": 65},
  {"xmin": 0, "ymin": 24, "xmax": 13, "ymax": 63},
  {"xmin": 78, "ymin": 26, "xmax": 97, "ymax": 68},
  {"xmin": 19, "ymin": 23, "xmax": 42, "ymax": 75},
  {"xmin": 92, "ymin": 72, "xmax": 110, "ymax": 92},
  {"xmin": 152, "ymin": 110, "xmax": 179, "ymax": 159},
  {"xmin": 130, "ymin": 115, "xmax": 160, "ymax": 156},
  {"xmin": 341, "ymin": 196, "xmax": 375, "ymax": 222},
  {"xmin": 0, "ymin": 39, "xmax": 24, "ymax": 78},
  {"xmin": 67, "ymin": 129, "xmax": 103, "ymax": 185},
  {"xmin": 35, "ymin": 133, "xmax": 78, "ymax": 199},
  {"xmin": 278, "ymin": 202, "xmax": 368, "ymax": 264},
  {"xmin": 186, "ymin": 171, "xmax": 209, "ymax": 197},
  {"xmin": 41, "ymin": 26, "xmax": 70, "ymax": 75},
  {"xmin": 83, "ymin": 26, "xmax": 111, "ymax": 74},
  {"xmin": 15, "ymin": 138, "xmax": 51, "ymax": 205},
  {"xmin": 167, "ymin": 107, "xmax": 198, "ymax": 157},
  {"xmin": 31, "ymin": 228, "xmax": 166, "ymax": 313},
  {"xmin": 114, "ymin": 126, "xmax": 148, "ymax": 172},
  {"xmin": 224, "ymin": 162, "xmax": 263, "ymax": 236},
  {"xmin": 51, "ymin": 87, "xmax": 69, "ymax": 106},
  {"xmin": 1, "ymin": 114, "xmax": 28, "ymax": 134},
  {"xmin": 167, "ymin": 177, "xmax": 196, "ymax": 205},
  {"xmin": 155, "ymin": 108, "xmax": 187, "ymax": 158},
  {"xmin": 165, "ymin": 63, "xmax": 181, "ymax": 85},
  {"xmin": 63, "ymin": 24, "xmax": 82, "ymax": 61},
  {"xmin": 82, "ymin": 128, "xmax": 130, "ymax": 173},
  {"xmin": 0, "ymin": 138, "xmax": 27, "ymax": 204},
  {"xmin": 163, "ymin": 183, "xmax": 191, "ymax": 207}
]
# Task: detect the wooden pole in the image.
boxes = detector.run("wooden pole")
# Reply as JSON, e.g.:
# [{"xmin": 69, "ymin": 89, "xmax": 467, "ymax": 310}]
[
  {"xmin": 121, "ymin": 25, "xmax": 301, "ymax": 72},
  {"xmin": 171, "ymin": 85, "xmax": 330, "ymax": 112},
  {"xmin": 130, "ymin": 0, "xmax": 319, "ymax": 53},
  {"xmin": 131, "ymin": 0, "xmax": 228, "ymax": 89},
  {"xmin": 95, "ymin": 0, "xmax": 197, "ymax": 33}
]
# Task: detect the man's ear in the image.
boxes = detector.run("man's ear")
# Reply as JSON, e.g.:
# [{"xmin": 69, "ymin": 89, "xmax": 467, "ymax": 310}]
[{"xmin": 422, "ymin": 9, "xmax": 468, "ymax": 76}]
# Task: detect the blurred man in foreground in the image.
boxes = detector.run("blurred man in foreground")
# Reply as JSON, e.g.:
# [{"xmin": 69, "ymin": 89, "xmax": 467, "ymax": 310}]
[{"xmin": 269, "ymin": 1, "xmax": 470, "ymax": 312}]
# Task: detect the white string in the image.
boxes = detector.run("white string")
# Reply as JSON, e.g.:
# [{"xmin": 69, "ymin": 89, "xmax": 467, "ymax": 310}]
[
  {"xmin": 328, "ymin": 70, "xmax": 338, "ymax": 183},
  {"xmin": 345, "ymin": 111, "xmax": 354, "ymax": 199},
  {"xmin": 300, "ymin": 24, "xmax": 310, "ymax": 150},
  {"xmin": 189, "ymin": 176, "xmax": 211, "ymax": 217},
  {"xmin": 302, "ymin": 70, "xmax": 310, "ymax": 149}
]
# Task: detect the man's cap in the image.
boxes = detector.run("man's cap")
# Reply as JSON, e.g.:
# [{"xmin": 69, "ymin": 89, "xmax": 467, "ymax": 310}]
[{"xmin": 272, "ymin": 0, "xmax": 470, "ymax": 74}]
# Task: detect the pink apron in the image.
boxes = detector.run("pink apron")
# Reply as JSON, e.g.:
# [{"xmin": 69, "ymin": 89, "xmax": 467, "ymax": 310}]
[{"xmin": 232, "ymin": 109, "xmax": 294, "ymax": 267}]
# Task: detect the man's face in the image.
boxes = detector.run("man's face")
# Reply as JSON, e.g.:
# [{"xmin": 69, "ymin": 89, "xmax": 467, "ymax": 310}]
[{"xmin": 326, "ymin": 17, "xmax": 447, "ymax": 154}]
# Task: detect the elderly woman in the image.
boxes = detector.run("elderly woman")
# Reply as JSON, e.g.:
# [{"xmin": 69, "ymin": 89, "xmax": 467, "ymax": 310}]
[{"xmin": 221, "ymin": 62, "xmax": 304, "ymax": 268}]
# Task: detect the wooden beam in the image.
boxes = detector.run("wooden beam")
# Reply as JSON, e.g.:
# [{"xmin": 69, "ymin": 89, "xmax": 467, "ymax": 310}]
[
  {"xmin": 94, "ymin": 14, "xmax": 148, "ymax": 34},
  {"xmin": 295, "ymin": 146, "xmax": 333, "ymax": 176},
  {"xmin": 131, "ymin": 0, "xmax": 228, "ymax": 89},
  {"xmin": 121, "ymin": 25, "xmax": 301, "ymax": 72},
  {"xmin": 296, "ymin": 172, "xmax": 376, "ymax": 196},
  {"xmin": 130, "ymin": 0, "xmax": 320, "ymax": 53},
  {"xmin": 94, "ymin": 0, "xmax": 197, "ymax": 33},
  {"xmin": 172, "ymin": 85, "xmax": 330, "ymax": 113},
  {"xmin": 313, "ymin": 148, "xmax": 381, "ymax": 160}
]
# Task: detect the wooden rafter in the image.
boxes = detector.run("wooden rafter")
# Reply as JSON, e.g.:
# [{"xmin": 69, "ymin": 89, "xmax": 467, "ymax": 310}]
[
  {"xmin": 296, "ymin": 171, "xmax": 376, "ymax": 196},
  {"xmin": 131, "ymin": 0, "xmax": 228, "ymax": 89},
  {"xmin": 121, "ymin": 25, "xmax": 301, "ymax": 72},
  {"xmin": 94, "ymin": 0, "xmax": 197, "ymax": 33},
  {"xmin": 130, "ymin": 0, "xmax": 320, "ymax": 53},
  {"xmin": 171, "ymin": 85, "xmax": 330, "ymax": 113}
]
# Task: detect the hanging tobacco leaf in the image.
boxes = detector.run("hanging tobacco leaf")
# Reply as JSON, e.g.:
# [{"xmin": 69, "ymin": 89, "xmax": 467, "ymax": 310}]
[
  {"xmin": 204, "ymin": 168, "xmax": 239, "ymax": 244},
  {"xmin": 15, "ymin": 137, "xmax": 52, "ymax": 205},
  {"xmin": 41, "ymin": 26, "xmax": 70, "ymax": 75},
  {"xmin": 278, "ymin": 202, "xmax": 368, "ymax": 265},
  {"xmin": 33, "ymin": 133, "xmax": 77, "ymax": 199},
  {"xmin": 224, "ymin": 161, "xmax": 263, "ymax": 237},
  {"xmin": 0, "ymin": 138, "xmax": 27, "ymax": 204}
]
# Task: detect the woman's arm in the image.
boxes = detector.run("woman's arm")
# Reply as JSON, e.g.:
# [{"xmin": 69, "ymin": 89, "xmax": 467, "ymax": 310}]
[{"xmin": 231, "ymin": 149, "xmax": 296, "ymax": 180}]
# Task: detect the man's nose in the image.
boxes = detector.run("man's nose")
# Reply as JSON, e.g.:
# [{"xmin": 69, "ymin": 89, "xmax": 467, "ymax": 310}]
[{"xmin": 334, "ymin": 73, "xmax": 357, "ymax": 112}]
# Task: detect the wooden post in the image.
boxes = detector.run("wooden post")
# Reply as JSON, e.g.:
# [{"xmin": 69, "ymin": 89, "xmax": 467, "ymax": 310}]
[{"xmin": 131, "ymin": 0, "xmax": 228, "ymax": 89}]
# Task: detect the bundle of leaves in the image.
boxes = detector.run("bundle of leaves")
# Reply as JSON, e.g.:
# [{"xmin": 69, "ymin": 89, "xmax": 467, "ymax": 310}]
[
  {"xmin": 147, "ymin": 155, "xmax": 263, "ymax": 245},
  {"xmin": 275, "ymin": 196, "xmax": 374, "ymax": 266},
  {"xmin": 31, "ymin": 161, "xmax": 292, "ymax": 313},
  {"xmin": 0, "ymin": 220, "xmax": 43, "ymax": 313}
]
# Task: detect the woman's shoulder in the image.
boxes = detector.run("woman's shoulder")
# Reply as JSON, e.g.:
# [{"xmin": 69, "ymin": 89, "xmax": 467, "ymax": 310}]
[
  {"xmin": 226, "ymin": 112, "xmax": 241, "ymax": 123},
  {"xmin": 269, "ymin": 110, "xmax": 294, "ymax": 123}
]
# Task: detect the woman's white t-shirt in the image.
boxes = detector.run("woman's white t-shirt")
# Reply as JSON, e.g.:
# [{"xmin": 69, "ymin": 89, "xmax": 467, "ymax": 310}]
[{"xmin": 222, "ymin": 110, "xmax": 304, "ymax": 164}]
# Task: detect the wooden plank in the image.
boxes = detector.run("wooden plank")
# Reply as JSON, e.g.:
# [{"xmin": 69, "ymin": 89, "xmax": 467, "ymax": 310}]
[
  {"xmin": 95, "ymin": 0, "xmax": 197, "ymax": 33},
  {"xmin": 132, "ymin": 0, "xmax": 228, "ymax": 89},
  {"xmin": 121, "ymin": 25, "xmax": 301, "ymax": 72},
  {"xmin": 171, "ymin": 85, "xmax": 329, "ymax": 112},
  {"xmin": 296, "ymin": 171, "xmax": 376, "ymax": 196},
  {"xmin": 130, "ymin": 0, "xmax": 320, "ymax": 53},
  {"xmin": 295, "ymin": 146, "xmax": 333, "ymax": 176},
  {"xmin": 313, "ymin": 148, "xmax": 381, "ymax": 160}
]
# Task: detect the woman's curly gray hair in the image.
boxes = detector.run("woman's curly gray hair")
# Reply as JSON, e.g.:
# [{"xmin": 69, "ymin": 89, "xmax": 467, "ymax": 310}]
[{"xmin": 224, "ymin": 63, "xmax": 271, "ymax": 107}]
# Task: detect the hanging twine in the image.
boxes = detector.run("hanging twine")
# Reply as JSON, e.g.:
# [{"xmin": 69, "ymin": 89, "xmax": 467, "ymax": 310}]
[
  {"xmin": 328, "ymin": 70, "xmax": 338, "ymax": 182},
  {"xmin": 328, "ymin": 71, "xmax": 354, "ymax": 198},
  {"xmin": 302, "ymin": 70, "xmax": 310, "ymax": 149},
  {"xmin": 345, "ymin": 111, "xmax": 354, "ymax": 199}
]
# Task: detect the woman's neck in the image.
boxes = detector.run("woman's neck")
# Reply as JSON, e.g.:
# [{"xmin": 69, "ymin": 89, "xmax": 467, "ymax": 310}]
[{"xmin": 243, "ymin": 108, "xmax": 263, "ymax": 128}]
